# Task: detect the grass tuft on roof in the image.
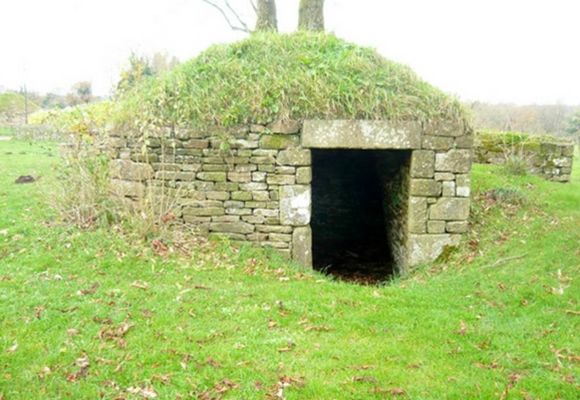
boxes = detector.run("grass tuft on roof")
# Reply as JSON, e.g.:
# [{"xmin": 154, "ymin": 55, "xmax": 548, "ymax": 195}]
[{"xmin": 120, "ymin": 32, "xmax": 468, "ymax": 130}]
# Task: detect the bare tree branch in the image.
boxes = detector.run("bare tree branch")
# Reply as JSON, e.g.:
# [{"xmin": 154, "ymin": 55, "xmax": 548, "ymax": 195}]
[
  {"xmin": 201, "ymin": 0, "xmax": 251, "ymax": 33},
  {"xmin": 224, "ymin": 0, "xmax": 251, "ymax": 33},
  {"xmin": 249, "ymin": 0, "xmax": 257, "ymax": 13}
]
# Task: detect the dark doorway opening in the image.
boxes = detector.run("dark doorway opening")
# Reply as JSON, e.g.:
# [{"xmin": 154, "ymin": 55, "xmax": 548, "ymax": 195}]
[{"xmin": 311, "ymin": 149, "xmax": 410, "ymax": 284}]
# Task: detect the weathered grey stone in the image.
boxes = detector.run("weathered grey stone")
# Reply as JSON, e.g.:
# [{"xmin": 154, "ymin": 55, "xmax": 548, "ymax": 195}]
[
  {"xmin": 247, "ymin": 233, "xmax": 269, "ymax": 242},
  {"xmin": 252, "ymin": 191, "xmax": 270, "ymax": 201},
  {"xmin": 410, "ymin": 150, "xmax": 435, "ymax": 178},
  {"xmin": 422, "ymin": 136, "xmax": 454, "ymax": 150},
  {"xmin": 259, "ymin": 135, "xmax": 300, "ymax": 149},
  {"xmin": 446, "ymin": 221, "xmax": 469, "ymax": 233},
  {"xmin": 280, "ymin": 185, "xmax": 311, "ymax": 226},
  {"xmin": 224, "ymin": 200, "xmax": 244, "ymax": 209},
  {"xmin": 302, "ymin": 120, "xmax": 422, "ymax": 149},
  {"xmin": 267, "ymin": 174, "xmax": 296, "ymax": 185},
  {"xmin": 292, "ymin": 226, "xmax": 312, "ymax": 266},
  {"xmin": 240, "ymin": 182, "xmax": 268, "ymax": 191},
  {"xmin": 455, "ymin": 174, "xmax": 471, "ymax": 197},
  {"xmin": 455, "ymin": 134, "xmax": 474, "ymax": 149},
  {"xmin": 226, "ymin": 208, "xmax": 252, "ymax": 216},
  {"xmin": 209, "ymin": 222, "xmax": 254, "ymax": 234},
  {"xmin": 427, "ymin": 220, "xmax": 446, "ymax": 234},
  {"xmin": 434, "ymin": 172, "xmax": 455, "ymax": 181},
  {"xmin": 275, "ymin": 166, "xmax": 296, "ymax": 174},
  {"xmin": 206, "ymin": 191, "xmax": 230, "ymax": 201},
  {"xmin": 231, "ymin": 139, "xmax": 259, "ymax": 149},
  {"xmin": 410, "ymin": 179, "xmax": 441, "ymax": 197},
  {"xmin": 435, "ymin": 150, "xmax": 472, "ymax": 173},
  {"xmin": 296, "ymin": 167, "xmax": 312, "ymax": 184},
  {"xmin": 256, "ymin": 225, "xmax": 293, "ymax": 233},
  {"xmin": 252, "ymin": 171, "xmax": 267, "ymax": 182},
  {"xmin": 269, "ymin": 233, "xmax": 292, "ymax": 242},
  {"xmin": 277, "ymin": 149, "xmax": 311, "ymax": 166},
  {"xmin": 197, "ymin": 172, "xmax": 227, "ymax": 182},
  {"xmin": 231, "ymin": 191, "xmax": 253, "ymax": 201},
  {"xmin": 408, "ymin": 197, "xmax": 427, "ymax": 233},
  {"xmin": 110, "ymin": 160, "xmax": 154, "ymax": 181},
  {"xmin": 183, "ymin": 139, "xmax": 209, "ymax": 149},
  {"xmin": 407, "ymin": 234, "xmax": 462, "ymax": 266},
  {"xmin": 423, "ymin": 120, "xmax": 466, "ymax": 137},
  {"xmin": 429, "ymin": 198, "xmax": 470, "ymax": 220},
  {"xmin": 235, "ymin": 164, "xmax": 257, "ymax": 172},
  {"xmin": 442, "ymin": 181, "xmax": 455, "ymax": 197},
  {"xmin": 227, "ymin": 172, "xmax": 252, "ymax": 183},
  {"xmin": 214, "ymin": 182, "xmax": 239, "ymax": 191},
  {"xmin": 111, "ymin": 179, "xmax": 146, "ymax": 197},
  {"xmin": 254, "ymin": 208, "xmax": 279, "ymax": 218},
  {"xmin": 267, "ymin": 120, "xmax": 301, "ymax": 134}
]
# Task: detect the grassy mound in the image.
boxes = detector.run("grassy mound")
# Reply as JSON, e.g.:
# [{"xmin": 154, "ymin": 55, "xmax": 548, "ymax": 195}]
[
  {"xmin": 121, "ymin": 32, "xmax": 467, "ymax": 130},
  {"xmin": 476, "ymin": 130, "xmax": 575, "ymax": 153}
]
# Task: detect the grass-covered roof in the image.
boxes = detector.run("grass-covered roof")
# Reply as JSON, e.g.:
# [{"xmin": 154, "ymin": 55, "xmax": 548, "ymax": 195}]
[{"xmin": 121, "ymin": 32, "xmax": 468, "ymax": 130}]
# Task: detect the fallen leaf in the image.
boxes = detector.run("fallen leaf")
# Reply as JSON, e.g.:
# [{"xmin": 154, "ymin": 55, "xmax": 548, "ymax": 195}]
[
  {"xmin": 131, "ymin": 281, "xmax": 149, "ymax": 290},
  {"xmin": 6, "ymin": 343, "xmax": 18, "ymax": 353},
  {"xmin": 127, "ymin": 386, "xmax": 158, "ymax": 399}
]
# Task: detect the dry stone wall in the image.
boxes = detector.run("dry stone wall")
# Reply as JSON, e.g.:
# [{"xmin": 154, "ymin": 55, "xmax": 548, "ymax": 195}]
[
  {"xmin": 473, "ymin": 132, "xmax": 575, "ymax": 182},
  {"xmin": 107, "ymin": 119, "xmax": 473, "ymax": 271},
  {"xmin": 107, "ymin": 123, "xmax": 312, "ymax": 262}
]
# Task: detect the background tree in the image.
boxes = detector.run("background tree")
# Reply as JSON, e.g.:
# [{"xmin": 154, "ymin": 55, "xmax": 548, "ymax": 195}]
[
  {"xmin": 254, "ymin": 0, "xmax": 277, "ymax": 31},
  {"xmin": 298, "ymin": 0, "xmax": 325, "ymax": 31},
  {"xmin": 565, "ymin": 111, "xmax": 580, "ymax": 143},
  {"xmin": 72, "ymin": 81, "xmax": 92, "ymax": 104}
]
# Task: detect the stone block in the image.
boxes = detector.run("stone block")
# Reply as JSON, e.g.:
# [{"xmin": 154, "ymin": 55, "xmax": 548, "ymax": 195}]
[
  {"xmin": 252, "ymin": 171, "xmax": 267, "ymax": 182},
  {"xmin": 442, "ymin": 181, "xmax": 455, "ymax": 197},
  {"xmin": 214, "ymin": 182, "xmax": 239, "ymax": 191},
  {"xmin": 446, "ymin": 221, "xmax": 469, "ymax": 233},
  {"xmin": 410, "ymin": 150, "xmax": 435, "ymax": 178},
  {"xmin": 259, "ymin": 134, "xmax": 300, "ymax": 149},
  {"xmin": 455, "ymin": 174, "xmax": 471, "ymax": 197},
  {"xmin": 254, "ymin": 208, "xmax": 279, "ymax": 218},
  {"xmin": 455, "ymin": 134, "xmax": 474, "ymax": 149},
  {"xmin": 256, "ymin": 225, "xmax": 293, "ymax": 234},
  {"xmin": 197, "ymin": 172, "xmax": 227, "ymax": 182},
  {"xmin": 231, "ymin": 191, "xmax": 253, "ymax": 201},
  {"xmin": 435, "ymin": 150, "xmax": 472, "ymax": 173},
  {"xmin": 267, "ymin": 174, "xmax": 296, "ymax": 185},
  {"xmin": 252, "ymin": 191, "xmax": 271, "ymax": 201},
  {"xmin": 111, "ymin": 179, "xmax": 146, "ymax": 198},
  {"xmin": 280, "ymin": 185, "xmax": 311, "ymax": 226},
  {"xmin": 410, "ymin": 179, "xmax": 441, "ymax": 197},
  {"xmin": 296, "ymin": 167, "xmax": 312, "ymax": 184},
  {"xmin": 429, "ymin": 198, "xmax": 470, "ymax": 220},
  {"xmin": 202, "ymin": 164, "xmax": 228, "ymax": 172},
  {"xmin": 408, "ymin": 196, "xmax": 427, "ymax": 233},
  {"xmin": 407, "ymin": 234, "xmax": 462, "ymax": 266},
  {"xmin": 240, "ymin": 182, "xmax": 268, "ymax": 191},
  {"xmin": 267, "ymin": 120, "xmax": 301, "ymax": 134},
  {"xmin": 269, "ymin": 233, "xmax": 292, "ymax": 242},
  {"xmin": 302, "ymin": 120, "xmax": 422, "ymax": 149},
  {"xmin": 235, "ymin": 164, "xmax": 257, "ymax": 172},
  {"xmin": 423, "ymin": 120, "xmax": 466, "ymax": 137},
  {"xmin": 206, "ymin": 191, "xmax": 230, "ymax": 201},
  {"xmin": 277, "ymin": 149, "xmax": 311, "ymax": 166},
  {"xmin": 227, "ymin": 172, "xmax": 252, "ymax": 183},
  {"xmin": 434, "ymin": 172, "xmax": 455, "ymax": 181},
  {"xmin": 422, "ymin": 136, "xmax": 453, "ymax": 150},
  {"xmin": 292, "ymin": 226, "xmax": 312, "ymax": 266},
  {"xmin": 110, "ymin": 160, "xmax": 154, "ymax": 181},
  {"xmin": 427, "ymin": 220, "xmax": 446, "ymax": 234},
  {"xmin": 209, "ymin": 222, "xmax": 254, "ymax": 234},
  {"xmin": 183, "ymin": 139, "xmax": 209, "ymax": 149}
]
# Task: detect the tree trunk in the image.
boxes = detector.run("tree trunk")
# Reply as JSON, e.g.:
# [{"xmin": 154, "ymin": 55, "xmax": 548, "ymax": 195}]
[
  {"xmin": 255, "ymin": 0, "xmax": 278, "ymax": 32},
  {"xmin": 298, "ymin": 0, "xmax": 324, "ymax": 31}
]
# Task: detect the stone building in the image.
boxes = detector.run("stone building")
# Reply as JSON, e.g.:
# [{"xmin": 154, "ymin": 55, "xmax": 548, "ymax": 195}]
[{"xmin": 107, "ymin": 33, "xmax": 473, "ymax": 280}]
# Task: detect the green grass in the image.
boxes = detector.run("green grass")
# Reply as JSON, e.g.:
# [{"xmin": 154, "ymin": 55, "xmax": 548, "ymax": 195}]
[
  {"xmin": 1, "ymin": 140, "xmax": 578, "ymax": 399},
  {"xmin": 119, "ymin": 32, "xmax": 467, "ymax": 130}
]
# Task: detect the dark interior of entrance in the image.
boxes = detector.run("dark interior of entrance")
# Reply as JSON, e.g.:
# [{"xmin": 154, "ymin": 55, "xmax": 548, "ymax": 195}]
[{"xmin": 311, "ymin": 149, "xmax": 410, "ymax": 284}]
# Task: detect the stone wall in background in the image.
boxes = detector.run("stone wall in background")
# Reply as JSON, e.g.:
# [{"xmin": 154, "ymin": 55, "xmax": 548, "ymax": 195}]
[{"xmin": 473, "ymin": 131, "xmax": 575, "ymax": 182}]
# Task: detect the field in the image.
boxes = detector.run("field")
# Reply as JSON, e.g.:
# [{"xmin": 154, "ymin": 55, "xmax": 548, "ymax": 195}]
[{"xmin": 0, "ymin": 138, "xmax": 578, "ymax": 399}]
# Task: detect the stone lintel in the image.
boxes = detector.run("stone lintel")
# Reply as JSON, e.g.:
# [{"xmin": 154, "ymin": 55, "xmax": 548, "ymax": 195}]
[{"xmin": 302, "ymin": 120, "xmax": 422, "ymax": 149}]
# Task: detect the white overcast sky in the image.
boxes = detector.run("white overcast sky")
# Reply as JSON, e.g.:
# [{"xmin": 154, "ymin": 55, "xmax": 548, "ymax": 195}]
[{"xmin": 1, "ymin": 0, "xmax": 579, "ymax": 104}]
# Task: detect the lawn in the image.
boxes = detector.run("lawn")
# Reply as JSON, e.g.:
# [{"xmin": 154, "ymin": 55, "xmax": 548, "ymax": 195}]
[{"xmin": 0, "ymin": 139, "xmax": 578, "ymax": 399}]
